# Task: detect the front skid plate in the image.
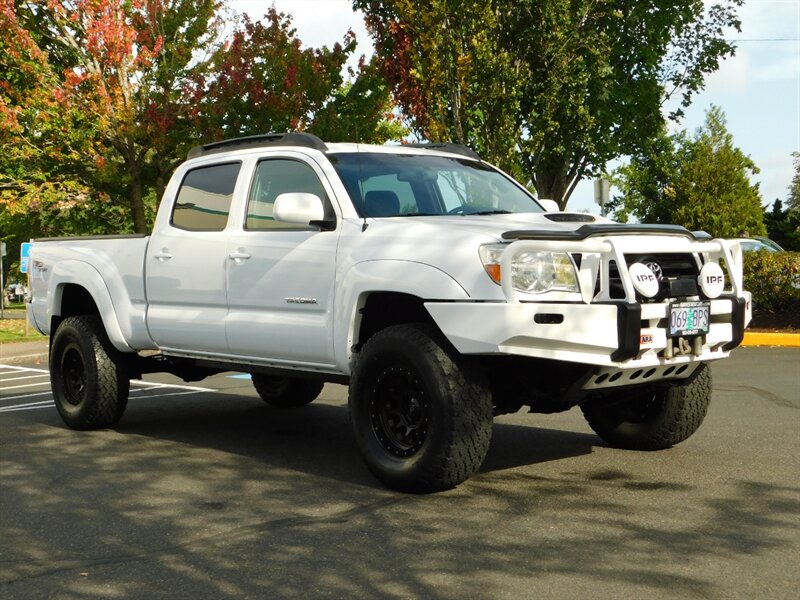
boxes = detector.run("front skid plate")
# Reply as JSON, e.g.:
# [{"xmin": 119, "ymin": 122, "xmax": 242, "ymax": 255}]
[{"xmin": 581, "ymin": 362, "xmax": 701, "ymax": 392}]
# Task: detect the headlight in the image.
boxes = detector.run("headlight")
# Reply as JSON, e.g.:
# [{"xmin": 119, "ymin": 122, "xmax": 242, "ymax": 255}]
[
  {"xmin": 512, "ymin": 251, "xmax": 579, "ymax": 293},
  {"xmin": 479, "ymin": 245, "xmax": 579, "ymax": 294}
]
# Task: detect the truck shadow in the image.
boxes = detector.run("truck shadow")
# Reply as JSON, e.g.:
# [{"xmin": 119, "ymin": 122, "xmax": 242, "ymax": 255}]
[{"xmin": 114, "ymin": 391, "xmax": 597, "ymax": 486}]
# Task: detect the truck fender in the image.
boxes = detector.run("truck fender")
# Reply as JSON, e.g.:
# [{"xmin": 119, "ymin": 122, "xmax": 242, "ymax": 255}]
[
  {"xmin": 48, "ymin": 260, "xmax": 134, "ymax": 353},
  {"xmin": 333, "ymin": 260, "xmax": 470, "ymax": 373}
]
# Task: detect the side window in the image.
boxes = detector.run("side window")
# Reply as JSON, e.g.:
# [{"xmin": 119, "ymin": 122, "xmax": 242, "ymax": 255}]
[
  {"xmin": 246, "ymin": 159, "xmax": 328, "ymax": 230},
  {"xmin": 171, "ymin": 163, "xmax": 240, "ymax": 231}
]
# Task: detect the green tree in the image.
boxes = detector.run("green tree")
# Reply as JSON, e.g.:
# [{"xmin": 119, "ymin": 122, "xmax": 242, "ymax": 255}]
[
  {"xmin": 763, "ymin": 199, "xmax": 800, "ymax": 251},
  {"xmin": 355, "ymin": 0, "xmax": 529, "ymax": 181},
  {"xmin": 608, "ymin": 127, "xmax": 683, "ymax": 224},
  {"xmin": 788, "ymin": 151, "xmax": 800, "ymax": 213},
  {"xmin": 612, "ymin": 106, "xmax": 766, "ymax": 238},
  {"xmin": 669, "ymin": 107, "xmax": 765, "ymax": 236},
  {"xmin": 310, "ymin": 57, "xmax": 406, "ymax": 144},
  {"xmin": 355, "ymin": 0, "xmax": 742, "ymax": 208}
]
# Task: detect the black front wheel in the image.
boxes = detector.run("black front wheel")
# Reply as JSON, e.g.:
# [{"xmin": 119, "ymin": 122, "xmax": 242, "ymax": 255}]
[
  {"xmin": 349, "ymin": 324, "xmax": 493, "ymax": 493},
  {"xmin": 50, "ymin": 315, "xmax": 130, "ymax": 430},
  {"xmin": 581, "ymin": 363, "xmax": 712, "ymax": 450}
]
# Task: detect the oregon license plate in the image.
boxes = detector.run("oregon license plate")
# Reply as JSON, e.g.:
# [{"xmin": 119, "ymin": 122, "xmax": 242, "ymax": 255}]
[{"xmin": 669, "ymin": 301, "xmax": 710, "ymax": 337}]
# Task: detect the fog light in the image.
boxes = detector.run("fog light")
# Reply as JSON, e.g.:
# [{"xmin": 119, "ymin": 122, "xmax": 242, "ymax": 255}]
[
  {"xmin": 629, "ymin": 263, "xmax": 659, "ymax": 298},
  {"xmin": 698, "ymin": 263, "xmax": 725, "ymax": 298}
]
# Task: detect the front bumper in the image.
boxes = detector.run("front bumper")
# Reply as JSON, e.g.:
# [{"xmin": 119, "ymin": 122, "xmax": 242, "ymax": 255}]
[
  {"xmin": 425, "ymin": 233, "xmax": 751, "ymax": 388},
  {"xmin": 425, "ymin": 296, "xmax": 746, "ymax": 369}
]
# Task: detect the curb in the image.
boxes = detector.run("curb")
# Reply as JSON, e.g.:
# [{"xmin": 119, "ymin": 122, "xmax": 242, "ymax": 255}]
[
  {"xmin": 0, "ymin": 340, "xmax": 49, "ymax": 366},
  {"xmin": 2, "ymin": 352, "xmax": 48, "ymax": 366},
  {"xmin": 741, "ymin": 332, "xmax": 800, "ymax": 348}
]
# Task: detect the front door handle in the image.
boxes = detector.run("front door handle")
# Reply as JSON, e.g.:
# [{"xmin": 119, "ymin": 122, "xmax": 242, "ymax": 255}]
[
  {"xmin": 228, "ymin": 250, "xmax": 251, "ymax": 263},
  {"xmin": 153, "ymin": 249, "xmax": 173, "ymax": 261}
]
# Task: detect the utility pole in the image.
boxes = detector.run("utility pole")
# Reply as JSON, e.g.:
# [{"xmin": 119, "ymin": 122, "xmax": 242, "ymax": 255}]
[
  {"xmin": 1, "ymin": 240, "xmax": 6, "ymax": 319},
  {"xmin": 594, "ymin": 178, "xmax": 610, "ymax": 217}
]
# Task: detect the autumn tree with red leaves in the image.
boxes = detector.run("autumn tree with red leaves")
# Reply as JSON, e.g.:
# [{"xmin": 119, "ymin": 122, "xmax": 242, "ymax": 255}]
[
  {"xmin": 1, "ymin": 0, "xmax": 225, "ymax": 234},
  {"xmin": 199, "ymin": 8, "xmax": 402, "ymax": 144},
  {"xmin": 1, "ymin": 1, "xmax": 400, "ymax": 242}
]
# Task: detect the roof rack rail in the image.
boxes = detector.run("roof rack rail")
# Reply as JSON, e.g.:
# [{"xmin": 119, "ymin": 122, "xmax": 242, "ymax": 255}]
[
  {"xmin": 403, "ymin": 142, "xmax": 481, "ymax": 160},
  {"xmin": 187, "ymin": 132, "xmax": 328, "ymax": 159}
]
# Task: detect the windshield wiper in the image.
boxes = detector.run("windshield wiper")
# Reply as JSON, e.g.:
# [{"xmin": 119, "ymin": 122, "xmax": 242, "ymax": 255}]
[{"xmin": 467, "ymin": 209, "xmax": 512, "ymax": 215}]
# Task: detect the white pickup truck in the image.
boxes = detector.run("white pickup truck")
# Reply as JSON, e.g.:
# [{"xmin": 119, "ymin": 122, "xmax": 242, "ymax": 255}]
[{"xmin": 28, "ymin": 133, "xmax": 751, "ymax": 492}]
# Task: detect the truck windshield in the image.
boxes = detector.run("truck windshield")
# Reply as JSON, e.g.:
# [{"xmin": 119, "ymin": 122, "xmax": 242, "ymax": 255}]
[{"xmin": 329, "ymin": 152, "xmax": 543, "ymax": 217}]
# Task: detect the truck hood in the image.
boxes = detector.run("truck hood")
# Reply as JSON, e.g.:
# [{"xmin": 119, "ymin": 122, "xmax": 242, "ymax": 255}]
[{"xmin": 342, "ymin": 211, "xmax": 614, "ymax": 300}]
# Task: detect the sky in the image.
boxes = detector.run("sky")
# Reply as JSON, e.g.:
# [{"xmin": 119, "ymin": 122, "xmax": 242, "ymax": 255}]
[{"xmin": 231, "ymin": 0, "xmax": 800, "ymax": 215}]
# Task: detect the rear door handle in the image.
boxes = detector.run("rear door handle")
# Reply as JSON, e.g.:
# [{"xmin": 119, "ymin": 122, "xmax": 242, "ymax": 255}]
[{"xmin": 153, "ymin": 249, "xmax": 173, "ymax": 261}]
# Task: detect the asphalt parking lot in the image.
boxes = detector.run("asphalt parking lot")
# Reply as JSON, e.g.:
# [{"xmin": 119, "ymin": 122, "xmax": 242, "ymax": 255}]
[{"xmin": 1, "ymin": 348, "xmax": 798, "ymax": 599}]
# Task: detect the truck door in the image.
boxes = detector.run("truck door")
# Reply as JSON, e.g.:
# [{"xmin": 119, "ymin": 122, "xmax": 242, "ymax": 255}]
[
  {"xmin": 145, "ymin": 162, "xmax": 241, "ymax": 355},
  {"xmin": 224, "ymin": 157, "xmax": 338, "ymax": 366}
]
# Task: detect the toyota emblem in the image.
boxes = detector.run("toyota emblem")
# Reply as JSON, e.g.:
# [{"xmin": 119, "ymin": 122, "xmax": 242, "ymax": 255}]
[{"xmin": 644, "ymin": 261, "xmax": 663, "ymax": 280}]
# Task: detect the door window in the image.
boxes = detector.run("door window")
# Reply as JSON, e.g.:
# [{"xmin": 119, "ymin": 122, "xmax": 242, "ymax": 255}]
[
  {"xmin": 171, "ymin": 162, "xmax": 241, "ymax": 231},
  {"xmin": 246, "ymin": 159, "xmax": 328, "ymax": 230}
]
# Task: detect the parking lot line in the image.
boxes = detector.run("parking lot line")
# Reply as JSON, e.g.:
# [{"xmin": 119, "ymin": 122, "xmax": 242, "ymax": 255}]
[
  {"xmin": 1, "ymin": 381, "xmax": 54, "ymax": 391},
  {"xmin": 0, "ymin": 365, "xmax": 48, "ymax": 374},
  {"xmin": 0, "ymin": 391, "xmax": 52, "ymax": 402},
  {"xmin": 0, "ymin": 400, "xmax": 54, "ymax": 412},
  {"xmin": 0, "ymin": 365, "xmax": 217, "ymax": 413},
  {"xmin": 0, "ymin": 374, "xmax": 50, "ymax": 383}
]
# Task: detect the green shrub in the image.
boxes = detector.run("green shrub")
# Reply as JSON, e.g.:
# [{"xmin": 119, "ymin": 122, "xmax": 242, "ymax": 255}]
[{"xmin": 742, "ymin": 251, "xmax": 800, "ymax": 328}]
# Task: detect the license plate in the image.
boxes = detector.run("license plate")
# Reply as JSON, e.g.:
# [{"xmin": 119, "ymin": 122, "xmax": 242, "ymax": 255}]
[{"xmin": 668, "ymin": 301, "xmax": 710, "ymax": 337}]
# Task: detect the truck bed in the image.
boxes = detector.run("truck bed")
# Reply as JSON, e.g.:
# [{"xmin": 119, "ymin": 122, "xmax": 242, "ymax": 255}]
[{"xmin": 28, "ymin": 235, "xmax": 155, "ymax": 352}]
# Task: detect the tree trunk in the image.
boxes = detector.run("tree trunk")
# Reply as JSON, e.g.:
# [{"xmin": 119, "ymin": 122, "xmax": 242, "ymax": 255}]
[
  {"xmin": 129, "ymin": 170, "xmax": 147, "ymax": 234},
  {"xmin": 534, "ymin": 167, "xmax": 570, "ymax": 210}
]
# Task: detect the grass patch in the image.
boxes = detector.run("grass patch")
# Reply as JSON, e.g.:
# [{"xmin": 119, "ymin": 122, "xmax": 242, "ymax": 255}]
[{"xmin": 0, "ymin": 318, "xmax": 46, "ymax": 343}]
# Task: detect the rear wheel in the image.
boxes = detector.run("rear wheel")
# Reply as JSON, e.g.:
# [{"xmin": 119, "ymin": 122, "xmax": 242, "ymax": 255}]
[
  {"xmin": 581, "ymin": 364, "xmax": 711, "ymax": 450},
  {"xmin": 251, "ymin": 375, "xmax": 324, "ymax": 408},
  {"xmin": 349, "ymin": 324, "xmax": 493, "ymax": 493},
  {"xmin": 50, "ymin": 315, "xmax": 130, "ymax": 430}
]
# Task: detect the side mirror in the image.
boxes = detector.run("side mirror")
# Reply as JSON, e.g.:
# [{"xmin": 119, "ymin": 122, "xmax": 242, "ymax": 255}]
[
  {"xmin": 273, "ymin": 193, "xmax": 326, "ymax": 226},
  {"xmin": 538, "ymin": 199, "xmax": 560, "ymax": 212}
]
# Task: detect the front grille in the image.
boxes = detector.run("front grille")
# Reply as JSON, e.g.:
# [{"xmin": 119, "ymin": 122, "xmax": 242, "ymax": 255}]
[{"xmin": 606, "ymin": 254, "xmax": 701, "ymax": 301}]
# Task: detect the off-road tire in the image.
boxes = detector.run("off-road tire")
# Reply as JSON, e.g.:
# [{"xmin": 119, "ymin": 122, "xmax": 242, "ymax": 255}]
[
  {"xmin": 349, "ymin": 323, "xmax": 493, "ymax": 493},
  {"xmin": 50, "ymin": 315, "xmax": 130, "ymax": 430},
  {"xmin": 581, "ymin": 363, "xmax": 711, "ymax": 450},
  {"xmin": 251, "ymin": 375, "xmax": 324, "ymax": 408}
]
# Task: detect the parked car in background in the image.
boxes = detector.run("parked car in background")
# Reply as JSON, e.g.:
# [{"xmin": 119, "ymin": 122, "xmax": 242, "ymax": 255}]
[
  {"xmin": 694, "ymin": 233, "xmax": 783, "ymax": 253},
  {"xmin": 737, "ymin": 238, "xmax": 780, "ymax": 253},
  {"xmin": 753, "ymin": 236, "xmax": 784, "ymax": 252}
]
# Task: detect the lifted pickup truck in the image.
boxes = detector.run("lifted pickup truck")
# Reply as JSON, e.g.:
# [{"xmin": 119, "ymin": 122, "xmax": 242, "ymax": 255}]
[{"xmin": 28, "ymin": 132, "xmax": 751, "ymax": 492}]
